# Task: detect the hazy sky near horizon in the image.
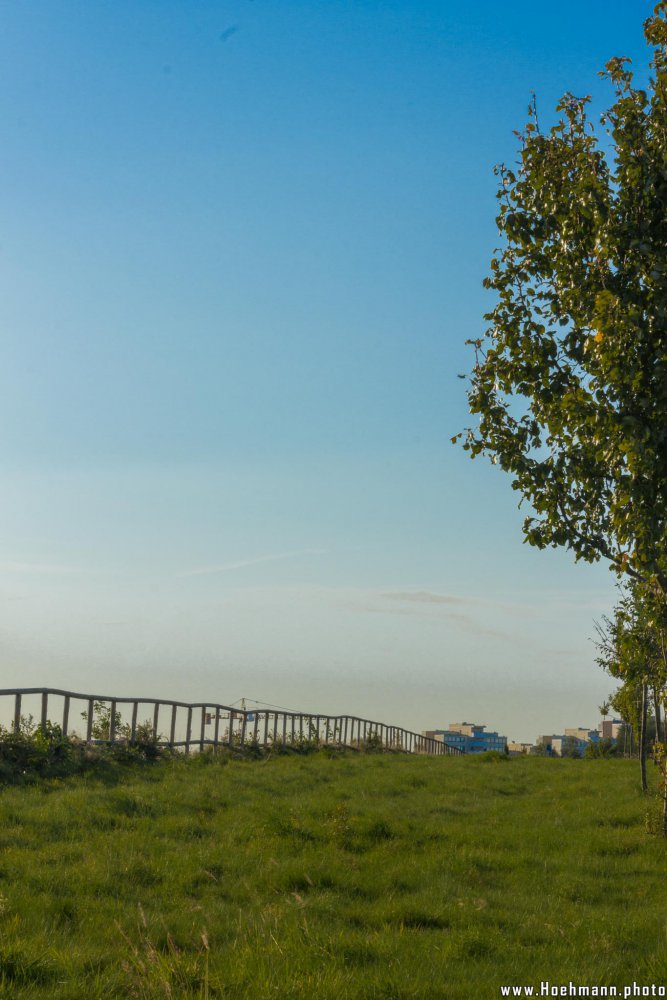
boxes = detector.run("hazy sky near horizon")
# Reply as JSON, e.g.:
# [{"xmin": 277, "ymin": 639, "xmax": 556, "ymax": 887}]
[{"xmin": 0, "ymin": 1, "xmax": 651, "ymax": 742}]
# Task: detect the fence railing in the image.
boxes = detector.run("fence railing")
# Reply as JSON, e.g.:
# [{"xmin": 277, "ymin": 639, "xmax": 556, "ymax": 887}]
[{"xmin": 0, "ymin": 687, "xmax": 463, "ymax": 756}]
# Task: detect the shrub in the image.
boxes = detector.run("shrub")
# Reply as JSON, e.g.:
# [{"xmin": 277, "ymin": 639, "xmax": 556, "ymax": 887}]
[{"xmin": 585, "ymin": 738, "xmax": 619, "ymax": 759}]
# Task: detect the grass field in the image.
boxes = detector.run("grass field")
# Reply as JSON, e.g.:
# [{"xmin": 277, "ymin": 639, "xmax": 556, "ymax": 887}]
[{"xmin": 0, "ymin": 751, "xmax": 666, "ymax": 998}]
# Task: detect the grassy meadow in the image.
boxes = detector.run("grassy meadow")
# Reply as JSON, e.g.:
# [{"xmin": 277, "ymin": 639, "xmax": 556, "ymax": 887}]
[{"xmin": 0, "ymin": 751, "xmax": 666, "ymax": 998}]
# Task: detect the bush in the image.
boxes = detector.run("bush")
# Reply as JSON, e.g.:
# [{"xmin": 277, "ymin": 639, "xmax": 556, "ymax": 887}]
[
  {"xmin": 585, "ymin": 738, "xmax": 619, "ymax": 759},
  {"xmin": 0, "ymin": 722, "xmax": 79, "ymax": 782},
  {"xmin": 0, "ymin": 714, "xmax": 171, "ymax": 784}
]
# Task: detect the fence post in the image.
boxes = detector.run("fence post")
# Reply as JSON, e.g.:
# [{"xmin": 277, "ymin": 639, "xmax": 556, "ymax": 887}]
[
  {"xmin": 263, "ymin": 712, "xmax": 269, "ymax": 748},
  {"xmin": 86, "ymin": 699, "xmax": 94, "ymax": 742},
  {"xmin": 240, "ymin": 711, "xmax": 248, "ymax": 747},
  {"xmin": 131, "ymin": 701, "xmax": 138, "ymax": 743},
  {"xmin": 214, "ymin": 707, "xmax": 221, "ymax": 749},
  {"xmin": 153, "ymin": 703, "xmax": 160, "ymax": 740},
  {"xmin": 109, "ymin": 701, "xmax": 118, "ymax": 743},
  {"xmin": 200, "ymin": 706, "xmax": 206, "ymax": 752},
  {"xmin": 185, "ymin": 706, "xmax": 193, "ymax": 755},
  {"xmin": 228, "ymin": 711, "xmax": 235, "ymax": 748},
  {"xmin": 13, "ymin": 693, "xmax": 21, "ymax": 733},
  {"xmin": 62, "ymin": 696, "xmax": 70, "ymax": 737},
  {"xmin": 169, "ymin": 704, "xmax": 177, "ymax": 748},
  {"xmin": 40, "ymin": 692, "xmax": 48, "ymax": 735}
]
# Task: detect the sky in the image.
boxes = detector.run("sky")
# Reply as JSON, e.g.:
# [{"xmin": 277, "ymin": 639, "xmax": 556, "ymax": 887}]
[{"xmin": 0, "ymin": 0, "xmax": 653, "ymax": 743}]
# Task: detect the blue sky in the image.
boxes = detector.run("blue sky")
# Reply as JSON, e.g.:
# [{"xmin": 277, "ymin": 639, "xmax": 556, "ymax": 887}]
[{"xmin": 0, "ymin": 1, "xmax": 650, "ymax": 742}]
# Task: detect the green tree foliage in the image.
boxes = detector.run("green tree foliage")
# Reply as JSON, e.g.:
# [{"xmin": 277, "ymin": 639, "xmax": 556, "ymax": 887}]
[
  {"xmin": 595, "ymin": 579, "xmax": 667, "ymax": 829},
  {"xmin": 585, "ymin": 737, "xmax": 619, "ymax": 758},
  {"xmin": 456, "ymin": 3, "xmax": 667, "ymax": 593},
  {"xmin": 595, "ymin": 582, "xmax": 666, "ymax": 689},
  {"xmin": 561, "ymin": 736, "xmax": 584, "ymax": 758}
]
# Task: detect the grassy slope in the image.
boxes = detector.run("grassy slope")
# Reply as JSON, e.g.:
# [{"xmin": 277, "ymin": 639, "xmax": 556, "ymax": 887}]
[{"xmin": 0, "ymin": 753, "xmax": 666, "ymax": 999}]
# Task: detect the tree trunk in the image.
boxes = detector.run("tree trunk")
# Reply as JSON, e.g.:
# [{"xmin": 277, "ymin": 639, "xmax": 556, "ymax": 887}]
[
  {"xmin": 654, "ymin": 687, "xmax": 662, "ymax": 749},
  {"xmin": 640, "ymin": 682, "xmax": 649, "ymax": 794}
]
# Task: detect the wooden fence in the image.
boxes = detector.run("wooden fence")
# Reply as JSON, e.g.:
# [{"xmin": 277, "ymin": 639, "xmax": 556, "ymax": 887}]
[{"xmin": 0, "ymin": 687, "xmax": 462, "ymax": 756}]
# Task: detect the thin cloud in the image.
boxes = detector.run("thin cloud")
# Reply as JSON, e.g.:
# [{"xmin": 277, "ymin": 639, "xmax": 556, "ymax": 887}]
[
  {"xmin": 340, "ymin": 589, "xmax": 518, "ymax": 642},
  {"xmin": 382, "ymin": 590, "xmax": 469, "ymax": 606},
  {"xmin": 381, "ymin": 590, "xmax": 537, "ymax": 618},
  {"xmin": 173, "ymin": 549, "xmax": 326, "ymax": 579}
]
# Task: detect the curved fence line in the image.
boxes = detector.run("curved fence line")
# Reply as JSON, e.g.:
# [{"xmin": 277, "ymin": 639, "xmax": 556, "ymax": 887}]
[{"xmin": 0, "ymin": 687, "xmax": 463, "ymax": 757}]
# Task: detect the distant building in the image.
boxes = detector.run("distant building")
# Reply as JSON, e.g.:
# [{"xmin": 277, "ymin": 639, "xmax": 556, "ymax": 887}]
[
  {"xmin": 565, "ymin": 727, "xmax": 600, "ymax": 743},
  {"xmin": 552, "ymin": 735, "xmax": 589, "ymax": 758},
  {"xmin": 599, "ymin": 719, "xmax": 624, "ymax": 740},
  {"xmin": 537, "ymin": 728, "xmax": 602, "ymax": 757},
  {"xmin": 422, "ymin": 722, "xmax": 507, "ymax": 754},
  {"xmin": 536, "ymin": 735, "xmax": 561, "ymax": 756},
  {"xmin": 507, "ymin": 741, "xmax": 533, "ymax": 755}
]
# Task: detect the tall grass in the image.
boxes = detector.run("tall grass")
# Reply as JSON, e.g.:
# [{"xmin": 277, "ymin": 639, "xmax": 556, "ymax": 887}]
[{"xmin": 0, "ymin": 753, "xmax": 664, "ymax": 998}]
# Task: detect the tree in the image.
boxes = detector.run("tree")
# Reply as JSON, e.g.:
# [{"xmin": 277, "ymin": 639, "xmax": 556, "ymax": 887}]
[
  {"xmin": 455, "ymin": 3, "xmax": 667, "ymax": 596},
  {"xmin": 561, "ymin": 736, "xmax": 584, "ymax": 758},
  {"xmin": 594, "ymin": 578, "xmax": 667, "ymax": 832},
  {"xmin": 594, "ymin": 581, "xmax": 664, "ymax": 792},
  {"xmin": 585, "ymin": 737, "xmax": 618, "ymax": 758}
]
